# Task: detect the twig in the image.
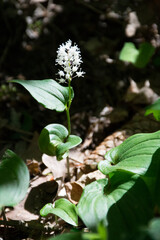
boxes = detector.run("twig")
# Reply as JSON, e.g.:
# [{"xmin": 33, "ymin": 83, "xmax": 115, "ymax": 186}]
[
  {"xmin": 66, "ymin": 156, "xmax": 71, "ymax": 181},
  {"xmin": 1, "ymin": 208, "xmax": 7, "ymax": 240},
  {"xmin": 69, "ymin": 157, "xmax": 84, "ymax": 165}
]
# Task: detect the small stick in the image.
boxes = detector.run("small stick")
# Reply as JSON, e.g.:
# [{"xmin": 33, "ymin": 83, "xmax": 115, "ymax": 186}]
[
  {"xmin": 66, "ymin": 156, "xmax": 71, "ymax": 181},
  {"xmin": 1, "ymin": 208, "xmax": 7, "ymax": 240}
]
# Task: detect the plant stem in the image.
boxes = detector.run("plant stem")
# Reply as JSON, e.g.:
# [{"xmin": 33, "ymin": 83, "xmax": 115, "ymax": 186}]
[
  {"xmin": 66, "ymin": 78, "xmax": 72, "ymax": 180},
  {"xmin": 66, "ymin": 108, "xmax": 71, "ymax": 135},
  {"xmin": 66, "ymin": 156, "xmax": 70, "ymax": 180}
]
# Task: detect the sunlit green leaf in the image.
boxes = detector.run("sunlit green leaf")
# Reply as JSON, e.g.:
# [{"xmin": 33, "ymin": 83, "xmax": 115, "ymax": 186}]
[
  {"xmin": 0, "ymin": 150, "xmax": 30, "ymax": 210},
  {"xmin": 119, "ymin": 42, "xmax": 139, "ymax": 64},
  {"xmin": 119, "ymin": 42, "xmax": 155, "ymax": 68},
  {"xmin": 98, "ymin": 131, "xmax": 160, "ymax": 176},
  {"xmin": 40, "ymin": 199, "xmax": 78, "ymax": 226},
  {"xmin": 145, "ymin": 99, "xmax": 160, "ymax": 121},
  {"xmin": 77, "ymin": 173, "xmax": 153, "ymax": 240},
  {"xmin": 12, "ymin": 79, "xmax": 74, "ymax": 112},
  {"xmin": 38, "ymin": 124, "xmax": 82, "ymax": 160}
]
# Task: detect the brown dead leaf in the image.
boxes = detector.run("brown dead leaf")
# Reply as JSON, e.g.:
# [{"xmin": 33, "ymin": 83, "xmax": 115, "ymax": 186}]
[
  {"xmin": 65, "ymin": 170, "xmax": 105, "ymax": 204},
  {"xmin": 42, "ymin": 154, "xmax": 67, "ymax": 180},
  {"xmin": 77, "ymin": 170, "xmax": 105, "ymax": 186},
  {"xmin": 65, "ymin": 182, "xmax": 83, "ymax": 204},
  {"xmin": 125, "ymin": 79, "xmax": 159, "ymax": 105},
  {"xmin": 125, "ymin": 11, "xmax": 140, "ymax": 37},
  {"xmin": 26, "ymin": 159, "xmax": 41, "ymax": 176}
]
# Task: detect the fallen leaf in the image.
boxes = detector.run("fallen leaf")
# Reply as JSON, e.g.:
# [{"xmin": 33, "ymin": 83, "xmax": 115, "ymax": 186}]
[
  {"xmin": 65, "ymin": 182, "xmax": 83, "ymax": 204},
  {"xmin": 42, "ymin": 154, "xmax": 67, "ymax": 180},
  {"xmin": 65, "ymin": 170, "xmax": 105, "ymax": 204}
]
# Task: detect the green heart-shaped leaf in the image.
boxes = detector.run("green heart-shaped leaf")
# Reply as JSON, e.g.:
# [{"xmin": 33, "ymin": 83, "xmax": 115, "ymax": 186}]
[
  {"xmin": 0, "ymin": 150, "xmax": 30, "ymax": 210},
  {"xmin": 12, "ymin": 79, "xmax": 74, "ymax": 112},
  {"xmin": 77, "ymin": 172, "xmax": 153, "ymax": 240},
  {"xmin": 119, "ymin": 42, "xmax": 139, "ymax": 64},
  {"xmin": 98, "ymin": 131, "xmax": 160, "ymax": 176},
  {"xmin": 40, "ymin": 199, "xmax": 78, "ymax": 226},
  {"xmin": 39, "ymin": 124, "xmax": 82, "ymax": 160},
  {"xmin": 119, "ymin": 42, "xmax": 155, "ymax": 68},
  {"xmin": 135, "ymin": 42, "xmax": 155, "ymax": 68},
  {"xmin": 145, "ymin": 99, "xmax": 160, "ymax": 121}
]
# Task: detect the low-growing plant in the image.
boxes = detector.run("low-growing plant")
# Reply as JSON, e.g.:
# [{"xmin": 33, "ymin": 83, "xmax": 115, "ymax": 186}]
[
  {"xmin": 11, "ymin": 40, "xmax": 160, "ymax": 240},
  {"xmin": 12, "ymin": 40, "xmax": 85, "ymax": 179},
  {"xmin": 42, "ymin": 131, "xmax": 160, "ymax": 240}
]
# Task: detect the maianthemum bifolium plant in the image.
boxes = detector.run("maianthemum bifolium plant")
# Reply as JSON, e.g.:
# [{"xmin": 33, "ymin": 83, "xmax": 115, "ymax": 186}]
[
  {"xmin": 13, "ymin": 40, "xmax": 85, "ymax": 179},
  {"xmin": 12, "ymin": 41, "xmax": 160, "ymax": 240}
]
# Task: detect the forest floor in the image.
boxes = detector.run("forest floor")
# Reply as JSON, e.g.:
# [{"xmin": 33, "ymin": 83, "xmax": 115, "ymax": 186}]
[
  {"xmin": 1, "ymin": 0, "xmax": 160, "ymax": 239},
  {"xmin": 1, "ymin": 77, "xmax": 160, "ymax": 240}
]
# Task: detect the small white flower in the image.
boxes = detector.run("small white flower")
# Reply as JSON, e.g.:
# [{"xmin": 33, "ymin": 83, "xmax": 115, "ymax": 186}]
[
  {"xmin": 76, "ymin": 71, "xmax": 85, "ymax": 77},
  {"xmin": 56, "ymin": 40, "xmax": 84, "ymax": 83},
  {"xmin": 58, "ymin": 70, "xmax": 65, "ymax": 77},
  {"xmin": 64, "ymin": 66, "xmax": 71, "ymax": 73},
  {"xmin": 66, "ymin": 73, "xmax": 70, "ymax": 79},
  {"xmin": 72, "ymin": 66, "xmax": 78, "ymax": 72},
  {"xmin": 58, "ymin": 78, "xmax": 66, "ymax": 83},
  {"xmin": 65, "ymin": 39, "xmax": 72, "ymax": 48}
]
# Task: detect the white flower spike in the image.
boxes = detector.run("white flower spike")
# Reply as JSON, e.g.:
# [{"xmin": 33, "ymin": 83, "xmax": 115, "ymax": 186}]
[{"xmin": 56, "ymin": 40, "xmax": 85, "ymax": 82}]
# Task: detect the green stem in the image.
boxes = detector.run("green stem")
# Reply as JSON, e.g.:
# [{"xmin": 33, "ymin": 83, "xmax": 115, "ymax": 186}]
[
  {"xmin": 65, "ymin": 78, "xmax": 72, "ymax": 180},
  {"xmin": 66, "ymin": 108, "xmax": 71, "ymax": 135},
  {"xmin": 68, "ymin": 78, "xmax": 72, "ymax": 109}
]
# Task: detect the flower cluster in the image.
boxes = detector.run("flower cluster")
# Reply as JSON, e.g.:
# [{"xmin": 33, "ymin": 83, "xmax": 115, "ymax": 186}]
[{"xmin": 56, "ymin": 40, "xmax": 85, "ymax": 83}]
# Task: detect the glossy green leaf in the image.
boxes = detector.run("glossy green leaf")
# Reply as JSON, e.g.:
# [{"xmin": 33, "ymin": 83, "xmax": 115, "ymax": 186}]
[
  {"xmin": 12, "ymin": 79, "xmax": 74, "ymax": 112},
  {"xmin": 119, "ymin": 42, "xmax": 139, "ymax": 64},
  {"xmin": 150, "ymin": 148, "xmax": 160, "ymax": 207},
  {"xmin": 0, "ymin": 150, "xmax": 30, "ymax": 210},
  {"xmin": 98, "ymin": 131, "xmax": 160, "ymax": 176},
  {"xmin": 40, "ymin": 199, "xmax": 78, "ymax": 226},
  {"xmin": 49, "ymin": 232, "xmax": 103, "ymax": 240},
  {"xmin": 38, "ymin": 124, "xmax": 82, "ymax": 160},
  {"xmin": 145, "ymin": 99, "xmax": 160, "ymax": 121},
  {"xmin": 135, "ymin": 43, "xmax": 155, "ymax": 68},
  {"xmin": 119, "ymin": 42, "xmax": 155, "ymax": 68},
  {"xmin": 147, "ymin": 218, "xmax": 160, "ymax": 240},
  {"xmin": 77, "ymin": 172, "xmax": 153, "ymax": 240}
]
